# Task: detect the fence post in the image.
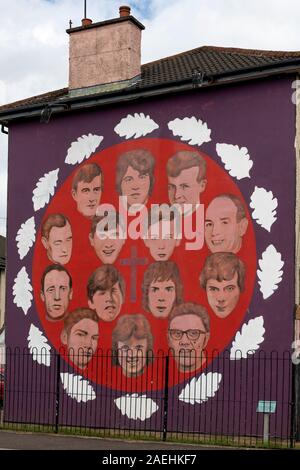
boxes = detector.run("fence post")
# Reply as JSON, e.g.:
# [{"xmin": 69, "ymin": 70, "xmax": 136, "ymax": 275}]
[
  {"xmin": 294, "ymin": 360, "xmax": 300, "ymax": 442},
  {"xmin": 163, "ymin": 353, "xmax": 169, "ymax": 442},
  {"xmin": 55, "ymin": 352, "xmax": 60, "ymax": 434},
  {"xmin": 290, "ymin": 360, "xmax": 297, "ymax": 448}
]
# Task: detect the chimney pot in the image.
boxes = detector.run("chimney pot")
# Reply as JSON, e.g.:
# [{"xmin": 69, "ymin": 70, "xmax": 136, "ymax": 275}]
[
  {"xmin": 81, "ymin": 18, "xmax": 92, "ymax": 27},
  {"xmin": 119, "ymin": 5, "xmax": 131, "ymax": 17}
]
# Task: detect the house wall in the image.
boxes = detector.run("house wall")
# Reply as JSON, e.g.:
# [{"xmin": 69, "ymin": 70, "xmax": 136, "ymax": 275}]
[
  {"xmin": 295, "ymin": 74, "xmax": 300, "ymax": 304},
  {"xmin": 4, "ymin": 76, "xmax": 296, "ymax": 435},
  {"xmin": 294, "ymin": 73, "xmax": 300, "ymax": 439}
]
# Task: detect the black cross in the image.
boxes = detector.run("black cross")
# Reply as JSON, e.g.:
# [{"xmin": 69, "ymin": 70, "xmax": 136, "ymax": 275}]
[{"xmin": 119, "ymin": 246, "xmax": 148, "ymax": 302}]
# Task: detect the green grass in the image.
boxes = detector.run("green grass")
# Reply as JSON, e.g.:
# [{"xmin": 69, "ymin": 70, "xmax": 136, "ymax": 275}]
[{"xmin": 0, "ymin": 421, "xmax": 293, "ymax": 449}]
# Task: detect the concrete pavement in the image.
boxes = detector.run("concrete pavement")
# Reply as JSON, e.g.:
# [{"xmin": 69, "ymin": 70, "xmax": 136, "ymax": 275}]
[{"xmin": 0, "ymin": 430, "xmax": 224, "ymax": 450}]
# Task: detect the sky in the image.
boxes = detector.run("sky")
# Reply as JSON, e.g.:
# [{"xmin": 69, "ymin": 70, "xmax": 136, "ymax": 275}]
[{"xmin": 1, "ymin": 0, "xmax": 300, "ymax": 236}]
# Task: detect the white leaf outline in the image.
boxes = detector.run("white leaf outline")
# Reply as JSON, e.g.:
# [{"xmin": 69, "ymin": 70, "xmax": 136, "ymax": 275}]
[
  {"xmin": 114, "ymin": 113, "xmax": 159, "ymax": 139},
  {"xmin": 16, "ymin": 216, "xmax": 36, "ymax": 260},
  {"xmin": 216, "ymin": 143, "xmax": 253, "ymax": 180},
  {"xmin": 168, "ymin": 116, "xmax": 211, "ymax": 146},
  {"xmin": 60, "ymin": 373, "xmax": 96, "ymax": 403},
  {"xmin": 250, "ymin": 186, "xmax": 278, "ymax": 232},
  {"xmin": 178, "ymin": 372, "xmax": 222, "ymax": 405},
  {"xmin": 257, "ymin": 244, "xmax": 284, "ymax": 300},
  {"xmin": 32, "ymin": 168, "xmax": 59, "ymax": 211},
  {"xmin": 12, "ymin": 267, "xmax": 33, "ymax": 315},
  {"xmin": 230, "ymin": 316, "xmax": 265, "ymax": 360},
  {"xmin": 27, "ymin": 324, "xmax": 51, "ymax": 367},
  {"xmin": 65, "ymin": 134, "xmax": 103, "ymax": 165},
  {"xmin": 114, "ymin": 393, "xmax": 159, "ymax": 421}
]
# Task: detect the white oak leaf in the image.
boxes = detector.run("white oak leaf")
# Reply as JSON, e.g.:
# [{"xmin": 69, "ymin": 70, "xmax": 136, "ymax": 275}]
[
  {"xmin": 27, "ymin": 324, "xmax": 51, "ymax": 367},
  {"xmin": 250, "ymin": 186, "xmax": 278, "ymax": 232},
  {"xmin": 178, "ymin": 372, "xmax": 222, "ymax": 404},
  {"xmin": 114, "ymin": 113, "xmax": 159, "ymax": 139},
  {"xmin": 32, "ymin": 169, "xmax": 59, "ymax": 211},
  {"xmin": 216, "ymin": 143, "xmax": 253, "ymax": 180},
  {"xmin": 257, "ymin": 244, "xmax": 284, "ymax": 299},
  {"xmin": 16, "ymin": 216, "xmax": 36, "ymax": 260},
  {"xmin": 168, "ymin": 116, "xmax": 211, "ymax": 146},
  {"xmin": 230, "ymin": 316, "xmax": 265, "ymax": 360},
  {"xmin": 13, "ymin": 267, "xmax": 33, "ymax": 315},
  {"xmin": 114, "ymin": 393, "xmax": 158, "ymax": 421},
  {"xmin": 65, "ymin": 134, "xmax": 103, "ymax": 165},
  {"xmin": 60, "ymin": 373, "xmax": 96, "ymax": 403}
]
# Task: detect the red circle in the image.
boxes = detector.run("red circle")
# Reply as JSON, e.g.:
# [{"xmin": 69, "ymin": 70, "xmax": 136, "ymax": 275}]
[{"xmin": 32, "ymin": 138, "xmax": 256, "ymax": 391}]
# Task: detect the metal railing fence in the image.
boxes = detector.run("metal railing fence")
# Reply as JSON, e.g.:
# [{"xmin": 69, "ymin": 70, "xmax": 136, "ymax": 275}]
[{"xmin": 0, "ymin": 347, "xmax": 295, "ymax": 448}]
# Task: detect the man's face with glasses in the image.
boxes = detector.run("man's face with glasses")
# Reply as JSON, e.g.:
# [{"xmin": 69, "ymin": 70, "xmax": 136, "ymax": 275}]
[{"xmin": 168, "ymin": 313, "xmax": 209, "ymax": 372}]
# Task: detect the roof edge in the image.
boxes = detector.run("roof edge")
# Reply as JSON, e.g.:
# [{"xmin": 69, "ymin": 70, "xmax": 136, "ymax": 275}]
[
  {"xmin": 0, "ymin": 62, "xmax": 299, "ymax": 124},
  {"xmin": 143, "ymin": 45, "xmax": 300, "ymax": 67},
  {"xmin": 1, "ymin": 50, "xmax": 300, "ymax": 121},
  {"xmin": 66, "ymin": 15, "xmax": 145, "ymax": 34}
]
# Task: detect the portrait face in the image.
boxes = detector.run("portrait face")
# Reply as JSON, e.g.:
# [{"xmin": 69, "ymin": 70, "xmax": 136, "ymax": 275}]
[
  {"xmin": 41, "ymin": 270, "xmax": 72, "ymax": 321},
  {"xmin": 117, "ymin": 337, "xmax": 148, "ymax": 377},
  {"xmin": 144, "ymin": 220, "xmax": 180, "ymax": 261},
  {"xmin": 205, "ymin": 197, "xmax": 248, "ymax": 253},
  {"xmin": 72, "ymin": 175, "xmax": 102, "ymax": 218},
  {"xmin": 120, "ymin": 165, "xmax": 150, "ymax": 207},
  {"xmin": 42, "ymin": 222, "xmax": 72, "ymax": 265},
  {"xmin": 88, "ymin": 282, "xmax": 123, "ymax": 322},
  {"xmin": 89, "ymin": 225, "xmax": 125, "ymax": 264},
  {"xmin": 148, "ymin": 279, "xmax": 176, "ymax": 318},
  {"xmin": 206, "ymin": 272, "xmax": 240, "ymax": 318},
  {"xmin": 168, "ymin": 166, "xmax": 207, "ymax": 209},
  {"xmin": 168, "ymin": 314, "xmax": 209, "ymax": 372},
  {"xmin": 62, "ymin": 318, "xmax": 99, "ymax": 369}
]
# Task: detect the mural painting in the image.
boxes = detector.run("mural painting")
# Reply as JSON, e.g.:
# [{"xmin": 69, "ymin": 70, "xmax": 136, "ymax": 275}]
[
  {"xmin": 7, "ymin": 79, "xmax": 294, "ymax": 429},
  {"xmin": 29, "ymin": 138, "xmax": 257, "ymax": 391}
]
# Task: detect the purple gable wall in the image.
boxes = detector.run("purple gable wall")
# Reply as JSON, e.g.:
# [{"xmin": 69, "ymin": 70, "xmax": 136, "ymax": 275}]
[{"xmin": 4, "ymin": 75, "xmax": 296, "ymax": 435}]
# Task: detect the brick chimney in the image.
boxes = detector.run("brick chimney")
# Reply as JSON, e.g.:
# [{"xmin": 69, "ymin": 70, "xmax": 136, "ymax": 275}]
[{"xmin": 66, "ymin": 6, "xmax": 145, "ymax": 94}]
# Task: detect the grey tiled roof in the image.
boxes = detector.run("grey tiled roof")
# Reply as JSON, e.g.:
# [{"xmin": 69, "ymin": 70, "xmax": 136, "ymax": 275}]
[
  {"xmin": 0, "ymin": 88, "xmax": 69, "ymax": 113},
  {"xmin": 139, "ymin": 45, "xmax": 300, "ymax": 87}
]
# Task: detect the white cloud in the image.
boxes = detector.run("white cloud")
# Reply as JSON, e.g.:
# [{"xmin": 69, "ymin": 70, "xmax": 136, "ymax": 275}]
[
  {"xmin": 1, "ymin": 0, "xmax": 299, "ymax": 102},
  {"xmin": 0, "ymin": 0, "xmax": 122, "ymax": 102},
  {"xmin": 142, "ymin": 0, "xmax": 300, "ymax": 62},
  {"xmin": 0, "ymin": 81, "xmax": 6, "ymax": 104}
]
